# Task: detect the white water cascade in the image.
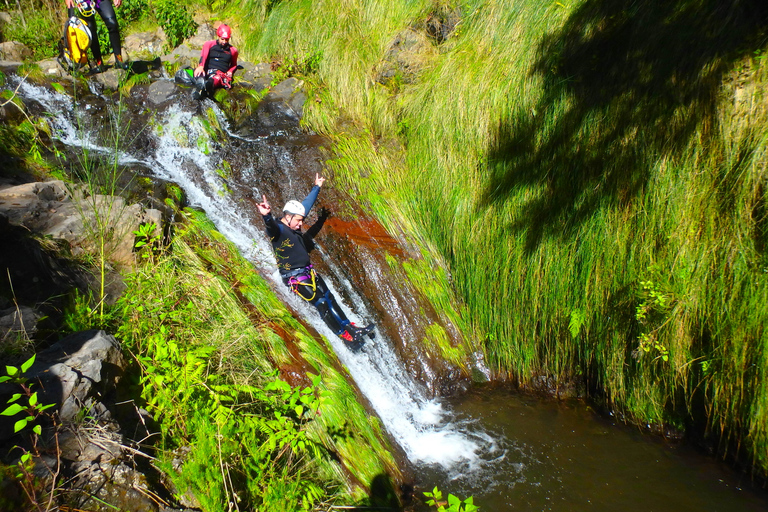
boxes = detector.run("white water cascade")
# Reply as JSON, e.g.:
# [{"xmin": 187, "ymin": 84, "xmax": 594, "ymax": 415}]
[{"xmin": 12, "ymin": 79, "xmax": 506, "ymax": 481}]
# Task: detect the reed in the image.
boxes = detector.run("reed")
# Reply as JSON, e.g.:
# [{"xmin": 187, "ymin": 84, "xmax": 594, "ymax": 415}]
[{"xmin": 225, "ymin": 0, "xmax": 768, "ymax": 474}]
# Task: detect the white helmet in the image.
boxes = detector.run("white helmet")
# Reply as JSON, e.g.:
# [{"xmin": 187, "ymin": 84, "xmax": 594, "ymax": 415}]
[{"xmin": 283, "ymin": 200, "xmax": 305, "ymax": 217}]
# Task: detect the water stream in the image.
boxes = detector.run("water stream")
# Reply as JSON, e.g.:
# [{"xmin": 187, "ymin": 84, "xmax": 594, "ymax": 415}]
[{"xmin": 10, "ymin": 77, "xmax": 768, "ymax": 510}]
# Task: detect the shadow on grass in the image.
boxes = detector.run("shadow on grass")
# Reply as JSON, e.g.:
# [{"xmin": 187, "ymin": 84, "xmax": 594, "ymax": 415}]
[{"xmin": 482, "ymin": 0, "xmax": 768, "ymax": 253}]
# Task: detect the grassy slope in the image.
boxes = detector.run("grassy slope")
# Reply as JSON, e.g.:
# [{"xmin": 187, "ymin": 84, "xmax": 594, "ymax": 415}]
[{"xmin": 224, "ymin": 0, "xmax": 768, "ymax": 474}]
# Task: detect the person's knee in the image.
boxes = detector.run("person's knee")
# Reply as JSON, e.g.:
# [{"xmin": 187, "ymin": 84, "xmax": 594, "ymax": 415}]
[{"xmin": 100, "ymin": 14, "xmax": 119, "ymax": 33}]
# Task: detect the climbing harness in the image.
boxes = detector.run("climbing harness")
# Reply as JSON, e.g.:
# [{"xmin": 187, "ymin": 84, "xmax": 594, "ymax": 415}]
[
  {"xmin": 288, "ymin": 266, "xmax": 318, "ymax": 302},
  {"xmin": 74, "ymin": 0, "xmax": 96, "ymax": 18}
]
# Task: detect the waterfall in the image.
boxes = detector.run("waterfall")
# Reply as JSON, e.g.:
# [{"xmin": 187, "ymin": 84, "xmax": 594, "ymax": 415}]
[{"xmin": 12, "ymin": 79, "xmax": 504, "ymax": 477}]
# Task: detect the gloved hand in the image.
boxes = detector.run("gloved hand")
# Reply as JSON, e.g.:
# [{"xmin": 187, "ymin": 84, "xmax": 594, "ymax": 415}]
[{"xmin": 316, "ymin": 207, "xmax": 331, "ymax": 221}]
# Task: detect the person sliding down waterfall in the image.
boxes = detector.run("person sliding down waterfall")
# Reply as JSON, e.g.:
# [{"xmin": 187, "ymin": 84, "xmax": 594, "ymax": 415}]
[{"xmin": 256, "ymin": 174, "xmax": 376, "ymax": 351}]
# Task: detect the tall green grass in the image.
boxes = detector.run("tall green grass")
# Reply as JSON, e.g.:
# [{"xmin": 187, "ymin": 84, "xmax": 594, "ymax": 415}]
[{"xmin": 226, "ymin": 0, "xmax": 768, "ymax": 475}]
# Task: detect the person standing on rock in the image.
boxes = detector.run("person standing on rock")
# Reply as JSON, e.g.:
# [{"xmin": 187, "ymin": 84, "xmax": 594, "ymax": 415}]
[
  {"xmin": 256, "ymin": 173, "xmax": 376, "ymax": 351},
  {"xmin": 66, "ymin": 0, "xmax": 127, "ymax": 72},
  {"xmin": 191, "ymin": 24, "xmax": 238, "ymax": 100}
]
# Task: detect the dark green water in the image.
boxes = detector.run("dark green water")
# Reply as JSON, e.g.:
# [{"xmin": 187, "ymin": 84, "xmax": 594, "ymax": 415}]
[{"xmin": 416, "ymin": 387, "xmax": 768, "ymax": 511}]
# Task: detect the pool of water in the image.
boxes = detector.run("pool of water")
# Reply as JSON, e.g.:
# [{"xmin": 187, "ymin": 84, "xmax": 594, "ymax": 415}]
[{"xmin": 414, "ymin": 386, "xmax": 768, "ymax": 511}]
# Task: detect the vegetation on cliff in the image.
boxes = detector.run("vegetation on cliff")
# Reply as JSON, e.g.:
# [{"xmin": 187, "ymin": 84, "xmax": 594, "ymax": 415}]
[{"xmin": 218, "ymin": 0, "xmax": 768, "ymax": 477}]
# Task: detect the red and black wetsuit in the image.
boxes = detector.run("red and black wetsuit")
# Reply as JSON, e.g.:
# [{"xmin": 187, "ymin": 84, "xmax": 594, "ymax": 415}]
[{"xmin": 199, "ymin": 40, "xmax": 238, "ymax": 90}]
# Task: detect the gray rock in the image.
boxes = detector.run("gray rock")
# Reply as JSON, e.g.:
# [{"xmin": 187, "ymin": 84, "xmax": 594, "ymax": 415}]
[
  {"xmin": 94, "ymin": 68, "xmax": 126, "ymax": 91},
  {"xmin": 186, "ymin": 23, "xmax": 216, "ymax": 49},
  {"xmin": 0, "ymin": 41, "xmax": 32, "ymax": 62},
  {"xmin": 0, "ymin": 180, "xmax": 165, "ymax": 269},
  {"xmin": 27, "ymin": 330, "xmax": 126, "ymax": 422},
  {"xmin": 148, "ymin": 80, "xmax": 179, "ymax": 105},
  {"xmin": 238, "ymin": 61, "xmax": 272, "ymax": 90},
  {"xmin": 0, "ymin": 305, "xmax": 41, "ymax": 339},
  {"xmin": 0, "ymin": 330, "xmax": 125, "ymax": 440},
  {"xmin": 124, "ymin": 29, "xmax": 167, "ymax": 58},
  {"xmin": 264, "ymin": 77, "xmax": 306, "ymax": 118},
  {"xmin": 161, "ymin": 44, "xmax": 199, "ymax": 69},
  {"xmin": 37, "ymin": 58, "xmax": 67, "ymax": 77}
]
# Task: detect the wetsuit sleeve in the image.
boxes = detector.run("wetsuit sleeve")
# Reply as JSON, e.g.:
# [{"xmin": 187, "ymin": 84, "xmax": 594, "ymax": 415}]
[
  {"xmin": 199, "ymin": 40, "xmax": 214, "ymax": 71},
  {"xmin": 262, "ymin": 213, "xmax": 282, "ymax": 241},
  {"xmin": 228, "ymin": 47, "xmax": 238, "ymax": 75},
  {"xmin": 300, "ymin": 185, "xmax": 320, "ymax": 216},
  {"xmin": 304, "ymin": 207, "xmax": 329, "ymax": 240}
]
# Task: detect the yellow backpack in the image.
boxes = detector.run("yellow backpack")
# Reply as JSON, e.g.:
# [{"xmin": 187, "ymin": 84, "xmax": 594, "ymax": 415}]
[{"xmin": 58, "ymin": 16, "xmax": 92, "ymax": 73}]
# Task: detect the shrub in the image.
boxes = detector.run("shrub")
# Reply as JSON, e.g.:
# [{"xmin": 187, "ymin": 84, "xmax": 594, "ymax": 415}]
[{"xmin": 151, "ymin": 0, "xmax": 197, "ymax": 48}]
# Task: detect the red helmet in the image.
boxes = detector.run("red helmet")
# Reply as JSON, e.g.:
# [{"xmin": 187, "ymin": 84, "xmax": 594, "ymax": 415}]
[{"xmin": 217, "ymin": 24, "xmax": 232, "ymax": 39}]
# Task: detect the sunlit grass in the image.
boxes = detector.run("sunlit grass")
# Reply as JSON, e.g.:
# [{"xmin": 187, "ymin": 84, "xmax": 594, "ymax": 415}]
[{"xmin": 222, "ymin": 0, "xmax": 768, "ymax": 475}]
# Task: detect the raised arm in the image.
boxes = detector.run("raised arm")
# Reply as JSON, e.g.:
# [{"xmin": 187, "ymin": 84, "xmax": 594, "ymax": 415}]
[
  {"xmin": 300, "ymin": 173, "xmax": 326, "ymax": 215},
  {"xmin": 258, "ymin": 194, "xmax": 281, "ymax": 239}
]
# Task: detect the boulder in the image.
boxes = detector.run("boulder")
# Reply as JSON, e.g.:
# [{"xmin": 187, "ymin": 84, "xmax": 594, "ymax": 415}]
[
  {"xmin": 94, "ymin": 68, "xmax": 127, "ymax": 91},
  {"xmin": 148, "ymin": 80, "xmax": 179, "ymax": 105},
  {"xmin": 37, "ymin": 58, "xmax": 67, "ymax": 77},
  {"xmin": 0, "ymin": 180, "xmax": 164, "ymax": 269},
  {"xmin": 160, "ymin": 43, "xmax": 199, "ymax": 70},
  {"xmin": 186, "ymin": 22, "xmax": 216, "ymax": 50},
  {"xmin": 238, "ymin": 61, "xmax": 272, "ymax": 91},
  {"xmin": 28, "ymin": 330, "xmax": 125, "ymax": 421},
  {"xmin": 124, "ymin": 29, "xmax": 168, "ymax": 58},
  {"xmin": 265, "ymin": 77, "xmax": 307, "ymax": 117},
  {"xmin": 376, "ymin": 28, "xmax": 435, "ymax": 85},
  {"xmin": 0, "ymin": 305, "xmax": 41, "ymax": 340},
  {"xmin": 0, "ymin": 41, "xmax": 32, "ymax": 62},
  {"xmin": 0, "ymin": 330, "xmax": 125, "ymax": 441}
]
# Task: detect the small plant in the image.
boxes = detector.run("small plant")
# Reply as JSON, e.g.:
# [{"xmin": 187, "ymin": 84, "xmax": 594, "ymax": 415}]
[
  {"xmin": 1, "ymin": 355, "xmax": 60, "ymax": 511},
  {"xmin": 424, "ymin": 486, "xmax": 479, "ymax": 512},
  {"xmin": 133, "ymin": 222, "xmax": 162, "ymax": 262},
  {"xmin": 633, "ymin": 265, "xmax": 675, "ymax": 362}
]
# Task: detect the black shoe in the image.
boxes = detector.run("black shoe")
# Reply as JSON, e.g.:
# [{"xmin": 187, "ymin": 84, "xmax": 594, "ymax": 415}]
[
  {"xmin": 114, "ymin": 59, "xmax": 129, "ymax": 70},
  {"xmin": 90, "ymin": 63, "xmax": 104, "ymax": 74}
]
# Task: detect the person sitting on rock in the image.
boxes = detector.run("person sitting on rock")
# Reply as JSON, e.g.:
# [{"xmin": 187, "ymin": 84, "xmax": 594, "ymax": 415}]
[
  {"xmin": 256, "ymin": 174, "xmax": 376, "ymax": 351},
  {"xmin": 192, "ymin": 24, "xmax": 238, "ymax": 100},
  {"xmin": 65, "ymin": 0, "xmax": 127, "ymax": 72}
]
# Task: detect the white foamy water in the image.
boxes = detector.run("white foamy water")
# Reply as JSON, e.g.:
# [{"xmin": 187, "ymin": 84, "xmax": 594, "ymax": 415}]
[{"xmin": 12, "ymin": 80, "xmax": 498, "ymax": 472}]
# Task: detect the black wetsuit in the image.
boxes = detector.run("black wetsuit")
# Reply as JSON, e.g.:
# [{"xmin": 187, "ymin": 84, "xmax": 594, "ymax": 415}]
[
  {"xmin": 262, "ymin": 188, "xmax": 352, "ymax": 335},
  {"xmin": 69, "ymin": 0, "xmax": 121, "ymax": 64}
]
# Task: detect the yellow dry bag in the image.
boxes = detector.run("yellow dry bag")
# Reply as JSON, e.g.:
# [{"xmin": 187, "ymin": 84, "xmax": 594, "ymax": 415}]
[{"xmin": 58, "ymin": 16, "xmax": 92, "ymax": 73}]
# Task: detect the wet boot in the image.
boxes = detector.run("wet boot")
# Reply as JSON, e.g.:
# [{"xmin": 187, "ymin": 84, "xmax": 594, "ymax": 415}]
[
  {"xmin": 339, "ymin": 330, "xmax": 364, "ymax": 352},
  {"xmin": 347, "ymin": 322, "xmax": 376, "ymax": 342},
  {"xmin": 114, "ymin": 54, "xmax": 129, "ymax": 70}
]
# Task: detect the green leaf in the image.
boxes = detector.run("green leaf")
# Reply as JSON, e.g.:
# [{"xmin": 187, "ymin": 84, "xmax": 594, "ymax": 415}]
[
  {"xmin": 0, "ymin": 376, "xmax": 10, "ymax": 383},
  {"xmin": 20, "ymin": 453, "xmax": 31, "ymax": 464},
  {"xmin": 294, "ymin": 405, "xmax": 304, "ymax": 416},
  {"xmin": 14, "ymin": 417, "xmax": 30, "ymax": 432},
  {"xmin": 5, "ymin": 365, "xmax": 18, "ymax": 377},
  {"xmin": 2, "ymin": 403, "xmax": 24, "ymax": 416},
  {"xmin": 7, "ymin": 393, "xmax": 22, "ymax": 404},
  {"xmin": 21, "ymin": 354, "xmax": 35, "ymax": 374},
  {"xmin": 29, "ymin": 392, "xmax": 38, "ymax": 407},
  {"xmin": 33, "ymin": 424, "xmax": 42, "ymax": 435}
]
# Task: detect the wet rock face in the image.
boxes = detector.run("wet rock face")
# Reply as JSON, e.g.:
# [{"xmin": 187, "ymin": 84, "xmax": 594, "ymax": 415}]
[{"xmin": 0, "ymin": 180, "xmax": 164, "ymax": 270}]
